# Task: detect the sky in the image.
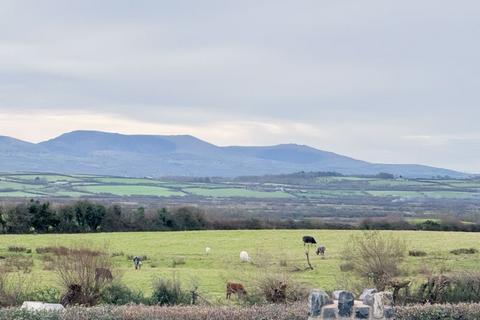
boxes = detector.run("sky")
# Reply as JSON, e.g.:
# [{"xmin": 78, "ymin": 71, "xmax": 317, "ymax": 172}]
[{"xmin": 0, "ymin": 1, "xmax": 479, "ymax": 173}]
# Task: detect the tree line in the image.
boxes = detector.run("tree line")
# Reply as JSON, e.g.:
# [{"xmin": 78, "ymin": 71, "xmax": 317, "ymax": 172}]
[
  {"xmin": 0, "ymin": 200, "xmax": 209, "ymax": 233},
  {"xmin": 0, "ymin": 199, "xmax": 478, "ymax": 234}
]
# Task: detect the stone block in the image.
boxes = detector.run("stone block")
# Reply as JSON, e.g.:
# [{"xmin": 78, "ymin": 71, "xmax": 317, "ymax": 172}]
[
  {"xmin": 338, "ymin": 291, "xmax": 355, "ymax": 317},
  {"xmin": 309, "ymin": 289, "xmax": 333, "ymax": 317},
  {"xmin": 21, "ymin": 301, "xmax": 65, "ymax": 312}
]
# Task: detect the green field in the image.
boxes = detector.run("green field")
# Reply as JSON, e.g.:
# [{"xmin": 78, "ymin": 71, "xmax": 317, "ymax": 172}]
[
  {"xmin": 0, "ymin": 173, "xmax": 479, "ymax": 200},
  {"xmin": 0, "ymin": 230, "xmax": 478, "ymax": 298}
]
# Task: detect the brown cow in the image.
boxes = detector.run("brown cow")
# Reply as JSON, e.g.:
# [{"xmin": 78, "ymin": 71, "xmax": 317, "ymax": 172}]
[
  {"xmin": 226, "ymin": 282, "xmax": 247, "ymax": 299},
  {"xmin": 95, "ymin": 267, "xmax": 113, "ymax": 283}
]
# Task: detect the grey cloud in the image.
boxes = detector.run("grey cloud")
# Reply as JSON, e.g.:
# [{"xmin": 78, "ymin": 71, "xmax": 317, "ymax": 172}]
[{"xmin": 0, "ymin": 0, "xmax": 479, "ymax": 171}]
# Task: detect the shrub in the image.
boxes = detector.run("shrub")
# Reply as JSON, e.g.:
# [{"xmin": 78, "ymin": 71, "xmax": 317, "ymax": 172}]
[
  {"xmin": 339, "ymin": 262, "xmax": 355, "ymax": 272},
  {"xmin": 170, "ymin": 257, "xmax": 186, "ymax": 268},
  {"xmin": 450, "ymin": 248, "xmax": 478, "ymax": 255},
  {"xmin": 3, "ymin": 256, "xmax": 33, "ymax": 273},
  {"xmin": 0, "ymin": 304, "xmax": 308, "ymax": 320},
  {"xmin": 99, "ymin": 283, "xmax": 146, "ymax": 305},
  {"xmin": 24, "ymin": 288, "xmax": 60, "ymax": 304},
  {"xmin": 341, "ymin": 231, "xmax": 406, "ymax": 290},
  {"xmin": 52, "ymin": 246, "xmax": 113, "ymax": 306},
  {"xmin": 409, "ymin": 250, "xmax": 427, "ymax": 257},
  {"xmin": 127, "ymin": 255, "xmax": 148, "ymax": 261},
  {"xmin": 36, "ymin": 246, "xmax": 68, "ymax": 255},
  {"xmin": 444, "ymin": 272, "xmax": 480, "ymax": 303},
  {"xmin": 395, "ymin": 303, "xmax": 480, "ymax": 320},
  {"xmin": 7, "ymin": 246, "xmax": 26, "ymax": 253},
  {"xmin": 151, "ymin": 275, "xmax": 191, "ymax": 306},
  {"xmin": 255, "ymin": 274, "xmax": 308, "ymax": 304},
  {"xmin": 111, "ymin": 251, "xmax": 124, "ymax": 257},
  {"xmin": 0, "ymin": 270, "xmax": 30, "ymax": 307},
  {"xmin": 401, "ymin": 272, "xmax": 480, "ymax": 304}
]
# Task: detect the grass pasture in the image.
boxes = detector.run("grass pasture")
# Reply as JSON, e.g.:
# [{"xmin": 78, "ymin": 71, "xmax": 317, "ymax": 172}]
[
  {"xmin": 0, "ymin": 230, "xmax": 478, "ymax": 299},
  {"xmin": 0, "ymin": 173, "xmax": 479, "ymax": 200}
]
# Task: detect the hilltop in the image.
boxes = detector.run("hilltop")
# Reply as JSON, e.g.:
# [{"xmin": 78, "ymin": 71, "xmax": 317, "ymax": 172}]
[{"xmin": 0, "ymin": 130, "xmax": 469, "ymax": 178}]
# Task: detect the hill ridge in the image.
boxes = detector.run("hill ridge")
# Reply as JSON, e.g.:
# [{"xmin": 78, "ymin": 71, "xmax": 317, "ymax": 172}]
[{"xmin": 0, "ymin": 130, "xmax": 469, "ymax": 178}]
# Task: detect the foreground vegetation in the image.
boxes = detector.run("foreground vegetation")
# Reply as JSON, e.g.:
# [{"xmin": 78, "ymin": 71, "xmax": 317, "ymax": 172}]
[
  {"xmin": 0, "ymin": 230, "xmax": 478, "ymax": 299},
  {"xmin": 1, "ymin": 303, "xmax": 480, "ymax": 320}
]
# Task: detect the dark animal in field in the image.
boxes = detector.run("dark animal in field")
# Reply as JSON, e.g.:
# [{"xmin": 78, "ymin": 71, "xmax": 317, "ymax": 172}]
[
  {"xmin": 226, "ymin": 282, "xmax": 247, "ymax": 299},
  {"xmin": 302, "ymin": 236, "xmax": 317, "ymax": 245},
  {"xmin": 60, "ymin": 284, "xmax": 82, "ymax": 306},
  {"xmin": 133, "ymin": 256, "xmax": 142, "ymax": 270},
  {"xmin": 316, "ymin": 245, "xmax": 326, "ymax": 256},
  {"xmin": 95, "ymin": 267, "xmax": 113, "ymax": 283}
]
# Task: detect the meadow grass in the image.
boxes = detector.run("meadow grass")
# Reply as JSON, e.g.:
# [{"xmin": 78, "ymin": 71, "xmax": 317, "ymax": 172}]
[
  {"xmin": 78, "ymin": 185, "xmax": 185, "ymax": 197},
  {"xmin": 184, "ymin": 187, "xmax": 293, "ymax": 198},
  {"xmin": 1, "ymin": 173, "xmax": 480, "ymax": 200},
  {"xmin": 0, "ymin": 230, "xmax": 478, "ymax": 299},
  {"xmin": 92, "ymin": 177, "xmax": 166, "ymax": 185}
]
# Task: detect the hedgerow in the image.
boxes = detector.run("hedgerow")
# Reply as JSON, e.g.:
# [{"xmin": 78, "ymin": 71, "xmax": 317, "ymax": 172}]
[
  {"xmin": 0, "ymin": 304, "xmax": 307, "ymax": 320},
  {"xmin": 395, "ymin": 303, "xmax": 480, "ymax": 320}
]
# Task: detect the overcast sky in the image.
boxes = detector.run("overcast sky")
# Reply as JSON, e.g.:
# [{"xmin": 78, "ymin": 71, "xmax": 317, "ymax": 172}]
[{"xmin": 1, "ymin": 1, "xmax": 479, "ymax": 172}]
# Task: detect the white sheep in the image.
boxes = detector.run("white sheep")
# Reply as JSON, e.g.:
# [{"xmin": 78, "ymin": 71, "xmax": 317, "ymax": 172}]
[
  {"xmin": 240, "ymin": 251, "xmax": 250, "ymax": 262},
  {"xmin": 205, "ymin": 247, "xmax": 211, "ymax": 255}
]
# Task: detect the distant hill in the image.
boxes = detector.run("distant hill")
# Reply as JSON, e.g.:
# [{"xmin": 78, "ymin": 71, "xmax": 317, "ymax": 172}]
[{"xmin": 0, "ymin": 130, "xmax": 470, "ymax": 178}]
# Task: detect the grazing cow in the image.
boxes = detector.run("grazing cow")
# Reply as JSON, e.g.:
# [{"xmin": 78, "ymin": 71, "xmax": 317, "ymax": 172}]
[
  {"xmin": 60, "ymin": 284, "xmax": 82, "ymax": 307},
  {"xmin": 239, "ymin": 251, "xmax": 250, "ymax": 262},
  {"xmin": 302, "ymin": 236, "xmax": 317, "ymax": 245},
  {"xmin": 226, "ymin": 282, "xmax": 247, "ymax": 299},
  {"xmin": 95, "ymin": 268, "xmax": 113, "ymax": 283},
  {"xmin": 133, "ymin": 256, "xmax": 142, "ymax": 270},
  {"xmin": 316, "ymin": 245, "xmax": 326, "ymax": 256}
]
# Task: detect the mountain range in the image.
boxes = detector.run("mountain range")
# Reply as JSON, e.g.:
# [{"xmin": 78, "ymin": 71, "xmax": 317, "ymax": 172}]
[{"xmin": 0, "ymin": 130, "xmax": 470, "ymax": 178}]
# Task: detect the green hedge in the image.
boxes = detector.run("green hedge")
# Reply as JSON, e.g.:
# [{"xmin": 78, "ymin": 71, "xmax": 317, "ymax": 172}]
[
  {"xmin": 0, "ymin": 304, "xmax": 307, "ymax": 320},
  {"xmin": 396, "ymin": 303, "xmax": 480, "ymax": 320},
  {"xmin": 2, "ymin": 303, "xmax": 480, "ymax": 320}
]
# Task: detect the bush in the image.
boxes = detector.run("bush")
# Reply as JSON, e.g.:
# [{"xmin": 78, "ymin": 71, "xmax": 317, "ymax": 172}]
[
  {"xmin": 400, "ymin": 272, "xmax": 480, "ymax": 304},
  {"xmin": 111, "ymin": 251, "xmax": 124, "ymax": 257},
  {"xmin": 52, "ymin": 246, "xmax": 113, "ymax": 306},
  {"xmin": 151, "ymin": 275, "xmax": 191, "ymax": 306},
  {"xmin": 170, "ymin": 257, "xmax": 186, "ymax": 268},
  {"xmin": 395, "ymin": 303, "xmax": 480, "ymax": 320},
  {"xmin": 24, "ymin": 288, "xmax": 60, "ymax": 304},
  {"xmin": 3, "ymin": 256, "xmax": 33, "ymax": 273},
  {"xmin": 0, "ymin": 304, "xmax": 308, "ymax": 320},
  {"xmin": 255, "ymin": 274, "xmax": 308, "ymax": 304},
  {"xmin": 99, "ymin": 283, "xmax": 146, "ymax": 305},
  {"xmin": 36, "ymin": 246, "xmax": 68, "ymax": 255},
  {"xmin": 409, "ymin": 250, "xmax": 427, "ymax": 257},
  {"xmin": 339, "ymin": 262, "xmax": 355, "ymax": 272},
  {"xmin": 127, "ymin": 255, "xmax": 148, "ymax": 261},
  {"xmin": 450, "ymin": 248, "xmax": 478, "ymax": 255},
  {"xmin": 7, "ymin": 246, "xmax": 26, "ymax": 253},
  {"xmin": 0, "ymin": 270, "xmax": 30, "ymax": 307},
  {"xmin": 341, "ymin": 231, "xmax": 406, "ymax": 290}
]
